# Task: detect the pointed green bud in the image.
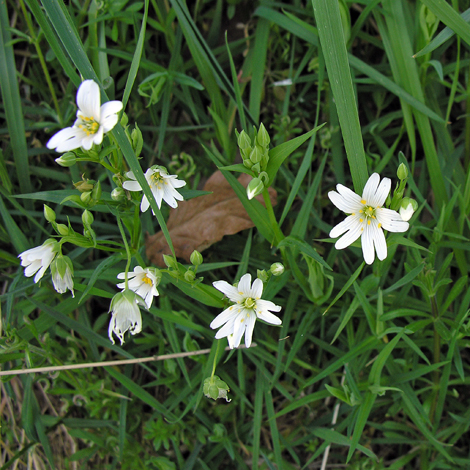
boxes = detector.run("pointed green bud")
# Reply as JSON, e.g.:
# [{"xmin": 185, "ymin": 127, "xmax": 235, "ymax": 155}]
[
  {"xmin": 249, "ymin": 145, "xmax": 263, "ymax": 164},
  {"xmin": 56, "ymin": 223, "xmax": 69, "ymax": 236},
  {"xmin": 91, "ymin": 180, "xmax": 102, "ymax": 201},
  {"xmin": 44, "ymin": 204, "xmax": 56, "ymax": 223},
  {"xmin": 162, "ymin": 254, "xmax": 178, "ymax": 270},
  {"xmin": 397, "ymin": 163, "xmax": 408, "ymax": 180},
  {"xmin": 82, "ymin": 209, "xmax": 94, "ymax": 226},
  {"xmin": 257, "ymin": 123, "xmax": 270, "ymax": 148},
  {"xmin": 190, "ymin": 250, "xmax": 203, "ymax": 267},
  {"xmin": 131, "ymin": 123, "xmax": 143, "ymax": 158},
  {"xmin": 251, "ymin": 162, "xmax": 261, "ymax": 174},
  {"xmin": 246, "ymin": 177, "xmax": 264, "ymax": 200},
  {"xmin": 55, "ymin": 152, "xmax": 76, "ymax": 167},
  {"xmin": 237, "ymin": 130, "xmax": 251, "ymax": 150},
  {"xmin": 80, "ymin": 191, "xmax": 92, "ymax": 204},
  {"xmin": 270, "ymin": 262, "xmax": 285, "ymax": 276},
  {"xmin": 120, "ymin": 111, "xmax": 129, "ymax": 127},
  {"xmin": 243, "ymin": 158, "xmax": 253, "ymax": 169},
  {"xmin": 184, "ymin": 270, "xmax": 196, "ymax": 282}
]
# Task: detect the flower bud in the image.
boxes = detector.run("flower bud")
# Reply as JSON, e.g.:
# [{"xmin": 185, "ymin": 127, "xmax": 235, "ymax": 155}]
[
  {"xmin": 257, "ymin": 269, "xmax": 269, "ymax": 282},
  {"xmin": 397, "ymin": 163, "xmax": 408, "ymax": 180},
  {"xmin": 246, "ymin": 177, "xmax": 264, "ymax": 200},
  {"xmin": 43, "ymin": 204, "xmax": 56, "ymax": 223},
  {"xmin": 249, "ymin": 145, "xmax": 263, "ymax": 164},
  {"xmin": 80, "ymin": 191, "xmax": 92, "ymax": 204},
  {"xmin": 91, "ymin": 180, "xmax": 102, "ymax": 201},
  {"xmin": 162, "ymin": 254, "xmax": 178, "ymax": 270},
  {"xmin": 56, "ymin": 223, "xmax": 69, "ymax": 236},
  {"xmin": 120, "ymin": 111, "xmax": 129, "ymax": 127},
  {"xmin": 242, "ymin": 158, "xmax": 253, "ymax": 169},
  {"xmin": 55, "ymin": 152, "xmax": 76, "ymax": 167},
  {"xmin": 82, "ymin": 209, "xmax": 94, "ymax": 226},
  {"xmin": 74, "ymin": 178, "xmax": 95, "ymax": 192},
  {"xmin": 184, "ymin": 270, "xmax": 196, "ymax": 282},
  {"xmin": 190, "ymin": 250, "xmax": 203, "ymax": 267},
  {"xmin": 131, "ymin": 123, "xmax": 143, "ymax": 158},
  {"xmin": 270, "ymin": 262, "xmax": 285, "ymax": 276},
  {"xmin": 237, "ymin": 130, "xmax": 251, "ymax": 150},
  {"xmin": 399, "ymin": 197, "xmax": 418, "ymax": 221},
  {"xmin": 111, "ymin": 187, "xmax": 126, "ymax": 201},
  {"xmin": 203, "ymin": 376, "xmax": 231, "ymax": 402},
  {"xmin": 257, "ymin": 123, "xmax": 270, "ymax": 148}
]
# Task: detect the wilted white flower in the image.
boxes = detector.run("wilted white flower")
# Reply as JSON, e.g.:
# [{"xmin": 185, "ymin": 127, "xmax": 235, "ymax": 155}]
[
  {"xmin": 116, "ymin": 266, "xmax": 160, "ymax": 309},
  {"xmin": 108, "ymin": 289, "xmax": 145, "ymax": 345},
  {"xmin": 18, "ymin": 239, "xmax": 59, "ymax": 283},
  {"xmin": 210, "ymin": 273, "xmax": 282, "ymax": 349},
  {"xmin": 47, "ymin": 80, "xmax": 123, "ymax": 153},
  {"xmin": 51, "ymin": 254, "xmax": 74, "ymax": 297},
  {"xmin": 122, "ymin": 166, "xmax": 185, "ymax": 212},
  {"xmin": 328, "ymin": 173, "xmax": 409, "ymax": 265}
]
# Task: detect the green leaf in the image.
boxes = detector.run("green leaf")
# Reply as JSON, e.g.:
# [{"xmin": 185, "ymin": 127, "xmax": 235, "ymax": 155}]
[{"xmin": 277, "ymin": 236, "xmax": 331, "ymax": 271}]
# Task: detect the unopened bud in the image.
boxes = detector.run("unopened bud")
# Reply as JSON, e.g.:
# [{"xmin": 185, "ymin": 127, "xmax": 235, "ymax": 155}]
[
  {"xmin": 44, "ymin": 204, "xmax": 56, "ymax": 223},
  {"xmin": 237, "ymin": 130, "xmax": 251, "ymax": 150},
  {"xmin": 249, "ymin": 145, "xmax": 263, "ymax": 164},
  {"xmin": 111, "ymin": 187, "xmax": 126, "ymax": 201},
  {"xmin": 56, "ymin": 223, "xmax": 69, "ymax": 236},
  {"xmin": 80, "ymin": 191, "xmax": 92, "ymax": 204},
  {"xmin": 190, "ymin": 250, "xmax": 203, "ymax": 267},
  {"xmin": 162, "ymin": 254, "xmax": 178, "ymax": 270},
  {"xmin": 55, "ymin": 152, "xmax": 76, "ymax": 167},
  {"xmin": 397, "ymin": 163, "xmax": 408, "ymax": 180},
  {"xmin": 257, "ymin": 123, "xmax": 270, "ymax": 148},
  {"xmin": 246, "ymin": 177, "xmax": 264, "ymax": 200},
  {"xmin": 184, "ymin": 270, "xmax": 196, "ymax": 282},
  {"xmin": 270, "ymin": 262, "xmax": 285, "ymax": 276},
  {"xmin": 91, "ymin": 180, "xmax": 101, "ymax": 201},
  {"xmin": 399, "ymin": 197, "xmax": 418, "ymax": 221},
  {"xmin": 82, "ymin": 209, "xmax": 94, "ymax": 226},
  {"xmin": 257, "ymin": 270, "xmax": 269, "ymax": 282}
]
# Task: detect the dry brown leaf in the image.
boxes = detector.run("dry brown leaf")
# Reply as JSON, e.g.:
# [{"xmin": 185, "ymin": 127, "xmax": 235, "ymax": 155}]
[{"xmin": 146, "ymin": 171, "xmax": 277, "ymax": 267}]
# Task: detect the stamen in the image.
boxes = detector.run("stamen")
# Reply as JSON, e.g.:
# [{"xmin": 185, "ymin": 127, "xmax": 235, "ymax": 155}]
[
  {"xmin": 367, "ymin": 220, "xmax": 371, "ymax": 225},
  {"xmin": 359, "ymin": 218, "xmax": 363, "ymax": 223},
  {"xmin": 361, "ymin": 199, "xmax": 367, "ymax": 204},
  {"xmin": 142, "ymin": 275, "xmax": 153, "ymax": 285},
  {"xmin": 378, "ymin": 223, "xmax": 382, "ymax": 228}
]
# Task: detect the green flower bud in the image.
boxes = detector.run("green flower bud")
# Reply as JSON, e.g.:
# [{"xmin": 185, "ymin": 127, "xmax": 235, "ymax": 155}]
[
  {"xmin": 203, "ymin": 376, "xmax": 231, "ymax": 402},
  {"xmin": 120, "ymin": 111, "xmax": 129, "ymax": 127},
  {"xmin": 251, "ymin": 162, "xmax": 261, "ymax": 174},
  {"xmin": 82, "ymin": 209, "xmax": 94, "ymax": 226},
  {"xmin": 111, "ymin": 187, "xmax": 126, "ymax": 201},
  {"xmin": 257, "ymin": 123, "xmax": 270, "ymax": 148},
  {"xmin": 131, "ymin": 123, "xmax": 143, "ymax": 158},
  {"xmin": 399, "ymin": 197, "xmax": 418, "ymax": 221},
  {"xmin": 237, "ymin": 130, "xmax": 251, "ymax": 150},
  {"xmin": 249, "ymin": 145, "xmax": 263, "ymax": 164},
  {"xmin": 270, "ymin": 262, "xmax": 285, "ymax": 276},
  {"xmin": 243, "ymin": 158, "xmax": 254, "ymax": 169},
  {"xmin": 190, "ymin": 250, "xmax": 203, "ymax": 267},
  {"xmin": 257, "ymin": 269, "xmax": 269, "ymax": 282},
  {"xmin": 55, "ymin": 152, "xmax": 76, "ymax": 167},
  {"xmin": 162, "ymin": 254, "xmax": 178, "ymax": 270},
  {"xmin": 43, "ymin": 204, "xmax": 56, "ymax": 223},
  {"xmin": 56, "ymin": 223, "xmax": 69, "ymax": 236},
  {"xmin": 397, "ymin": 163, "xmax": 408, "ymax": 180},
  {"xmin": 80, "ymin": 191, "xmax": 92, "ymax": 204},
  {"xmin": 246, "ymin": 177, "xmax": 264, "ymax": 200},
  {"xmin": 184, "ymin": 270, "xmax": 196, "ymax": 282}
]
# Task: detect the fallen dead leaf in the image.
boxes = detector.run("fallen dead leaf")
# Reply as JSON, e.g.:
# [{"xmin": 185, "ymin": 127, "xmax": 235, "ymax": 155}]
[{"xmin": 146, "ymin": 171, "xmax": 277, "ymax": 267}]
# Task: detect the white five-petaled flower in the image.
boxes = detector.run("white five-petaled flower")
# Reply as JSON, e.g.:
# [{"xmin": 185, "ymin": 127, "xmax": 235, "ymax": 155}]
[
  {"xmin": 18, "ymin": 239, "xmax": 59, "ymax": 283},
  {"xmin": 122, "ymin": 166, "xmax": 186, "ymax": 211},
  {"xmin": 116, "ymin": 266, "xmax": 160, "ymax": 310},
  {"xmin": 47, "ymin": 80, "xmax": 123, "ymax": 153},
  {"xmin": 328, "ymin": 173, "xmax": 409, "ymax": 265},
  {"xmin": 210, "ymin": 273, "xmax": 282, "ymax": 349},
  {"xmin": 108, "ymin": 289, "xmax": 145, "ymax": 345}
]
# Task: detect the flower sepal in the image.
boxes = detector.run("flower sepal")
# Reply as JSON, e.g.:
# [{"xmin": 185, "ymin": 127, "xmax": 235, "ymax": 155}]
[{"xmin": 203, "ymin": 375, "xmax": 231, "ymax": 403}]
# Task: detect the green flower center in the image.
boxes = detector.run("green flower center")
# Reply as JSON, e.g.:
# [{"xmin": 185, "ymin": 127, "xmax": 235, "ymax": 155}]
[
  {"xmin": 364, "ymin": 205, "xmax": 376, "ymax": 218},
  {"xmin": 243, "ymin": 297, "xmax": 256, "ymax": 309},
  {"xmin": 78, "ymin": 116, "xmax": 100, "ymax": 136},
  {"xmin": 150, "ymin": 172, "xmax": 164, "ymax": 188}
]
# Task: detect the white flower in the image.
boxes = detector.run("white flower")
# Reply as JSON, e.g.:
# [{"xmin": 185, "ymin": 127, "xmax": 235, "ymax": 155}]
[
  {"xmin": 51, "ymin": 255, "xmax": 74, "ymax": 297},
  {"xmin": 47, "ymin": 80, "xmax": 123, "ymax": 153},
  {"xmin": 108, "ymin": 289, "xmax": 145, "ymax": 345},
  {"xmin": 122, "ymin": 166, "xmax": 186, "ymax": 211},
  {"xmin": 116, "ymin": 266, "xmax": 160, "ymax": 309},
  {"xmin": 328, "ymin": 173, "xmax": 409, "ymax": 265},
  {"xmin": 18, "ymin": 239, "xmax": 59, "ymax": 283},
  {"xmin": 210, "ymin": 273, "xmax": 282, "ymax": 349}
]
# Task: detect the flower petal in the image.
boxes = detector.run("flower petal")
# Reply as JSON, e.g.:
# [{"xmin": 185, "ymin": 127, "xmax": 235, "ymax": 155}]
[
  {"xmin": 256, "ymin": 299, "xmax": 281, "ymax": 314},
  {"xmin": 361, "ymin": 224, "xmax": 375, "ymax": 265},
  {"xmin": 210, "ymin": 305, "xmax": 239, "ymax": 329},
  {"xmin": 213, "ymin": 280, "xmax": 244, "ymax": 303},
  {"xmin": 238, "ymin": 274, "xmax": 252, "ymax": 295},
  {"xmin": 361, "ymin": 173, "xmax": 380, "ymax": 204},
  {"xmin": 329, "ymin": 185, "xmax": 362, "ymax": 213},
  {"xmin": 376, "ymin": 208, "xmax": 409, "ymax": 233},
  {"xmin": 244, "ymin": 314, "xmax": 257, "ymax": 348},
  {"xmin": 370, "ymin": 177, "xmax": 391, "ymax": 207},
  {"xmin": 330, "ymin": 215, "xmax": 358, "ymax": 239},
  {"xmin": 214, "ymin": 317, "xmax": 236, "ymax": 339},
  {"xmin": 76, "ymin": 80, "xmax": 101, "ymax": 119},
  {"xmin": 256, "ymin": 307, "xmax": 282, "ymax": 325},
  {"xmin": 47, "ymin": 127, "xmax": 86, "ymax": 152},
  {"xmin": 122, "ymin": 180, "xmax": 142, "ymax": 191},
  {"xmin": 371, "ymin": 222, "xmax": 387, "ymax": 261}
]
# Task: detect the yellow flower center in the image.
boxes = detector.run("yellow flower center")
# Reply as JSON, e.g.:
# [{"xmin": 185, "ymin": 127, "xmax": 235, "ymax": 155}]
[
  {"xmin": 142, "ymin": 274, "xmax": 153, "ymax": 285},
  {"xmin": 150, "ymin": 171, "xmax": 164, "ymax": 189},
  {"xmin": 243, "ymin": 297, "xmax": 256, "ymax": 309},
  {"xmin": 78, "ymin": 116, "xmax": 99, "ymax": 136}
]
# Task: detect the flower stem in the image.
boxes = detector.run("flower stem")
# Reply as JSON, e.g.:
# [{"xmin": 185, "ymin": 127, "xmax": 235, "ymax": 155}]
[
  {"xmin": 116, "ymin": 215, "xmax": 132, "ymax": 289},
  {"xmin": 210, "ymin": 340, "xmax": 222, "ymax": 380},
  {"xmin": 429, "ymin": 295, "xmax": 440, "ymax": 424},
  {"xmin": 262, "ymin": 189, "xmax": 284, "ymax": 245}
]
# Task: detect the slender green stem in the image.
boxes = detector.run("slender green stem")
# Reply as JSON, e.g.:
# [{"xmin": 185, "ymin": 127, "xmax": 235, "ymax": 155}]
[
  {"xmin": 210, "ymin": 340, "xmax": 222, "ymax": 380},
  {"xmin": 19, "ymin": 0, "xmax": 62, "ymax": 123},
  {"xmin": 76, "ymin": 158, "xmax": 117, "ymax": 173},
  {"xmin": 117, "ymin": 215, "xmax": 132, "ymax": 289}
]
